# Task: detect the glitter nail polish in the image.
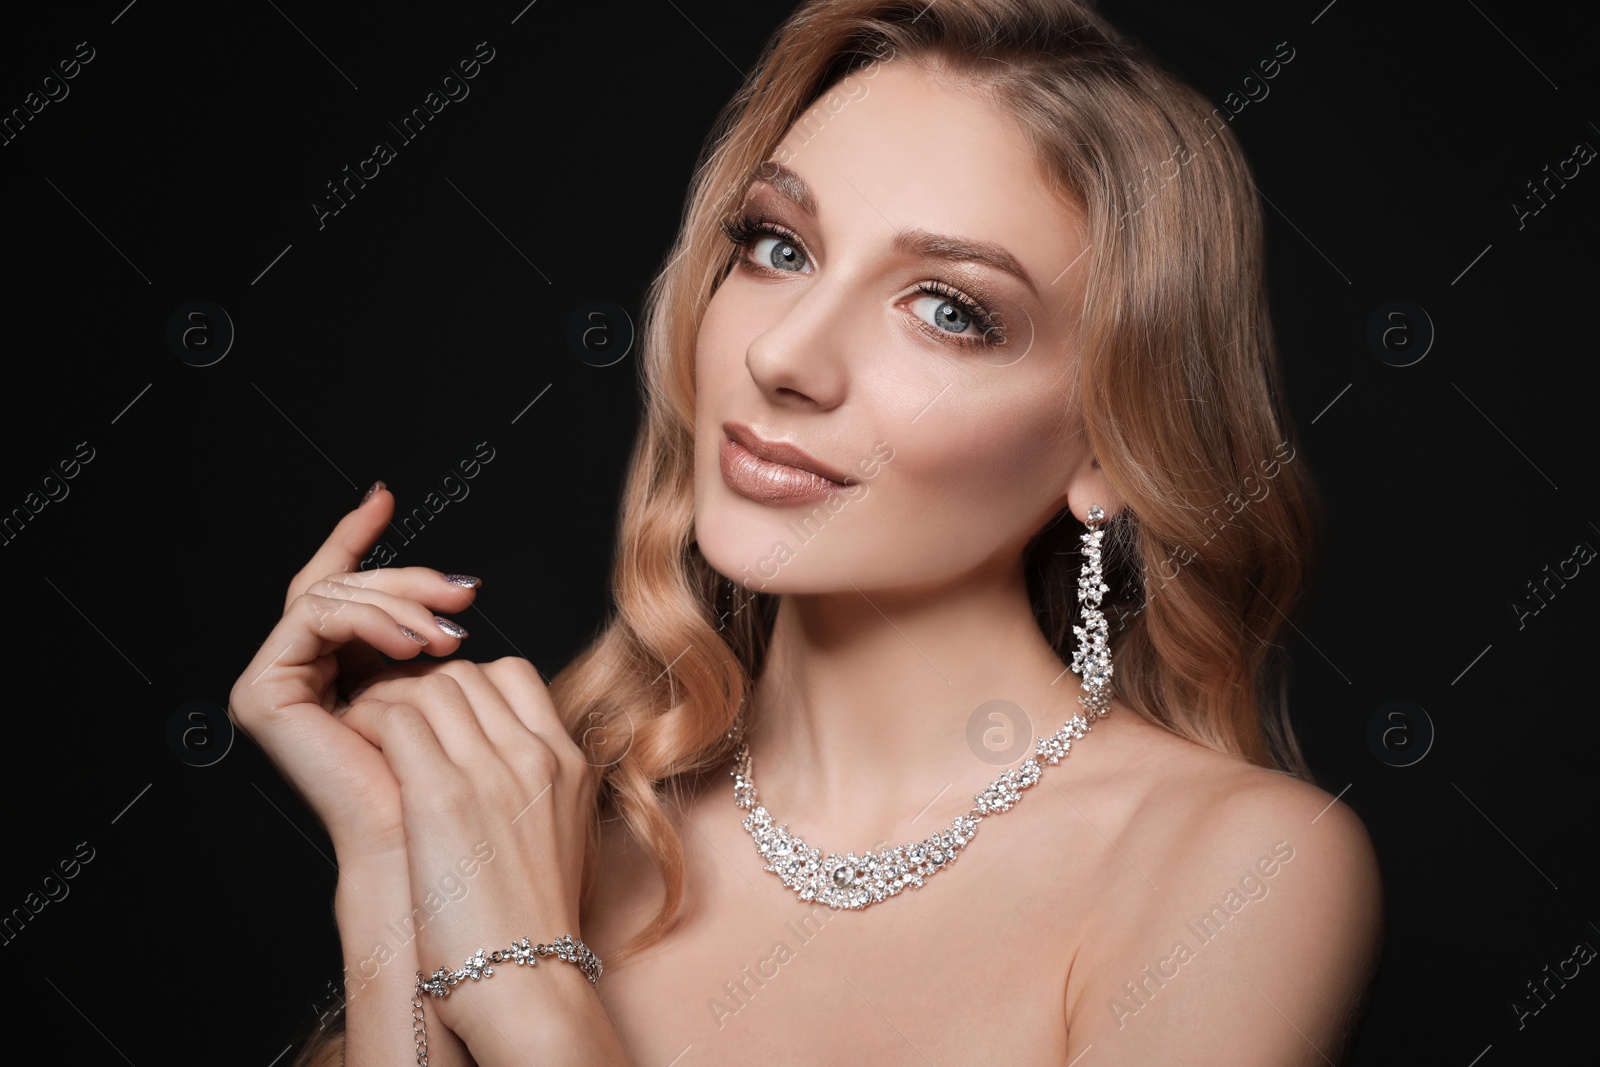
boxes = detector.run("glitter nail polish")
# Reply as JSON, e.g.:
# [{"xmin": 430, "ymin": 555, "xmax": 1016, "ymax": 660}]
[
  {"xmin": 398, "ymin": 625, "xmax": 429, "ymax": 646},
  {"xmin": 441, "ymin": 574, "xmax": 481, "ymax": 588},
  {"xmin": 433, "ymin": 616, "xmax": 469, "ymax": 639}
]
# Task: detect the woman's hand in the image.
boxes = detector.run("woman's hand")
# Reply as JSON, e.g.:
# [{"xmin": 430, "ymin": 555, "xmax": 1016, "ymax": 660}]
[
  {"xmin": 227, "ymin": 484, "xmax": 488, "ymax": 1065},
  {"xmin": 226, "ymin": 482, "xmax": 481, "ymax": 867},
  {"xmin": 335, "ymin": 658, "xmax": 602, "ymax": 1053}
]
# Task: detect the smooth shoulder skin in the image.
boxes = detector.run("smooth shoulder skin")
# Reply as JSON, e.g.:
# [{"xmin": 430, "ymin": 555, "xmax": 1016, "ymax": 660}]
[{"xmin": 1062, "ymin": 722, "xmax": 1384, "ymax": 1066}]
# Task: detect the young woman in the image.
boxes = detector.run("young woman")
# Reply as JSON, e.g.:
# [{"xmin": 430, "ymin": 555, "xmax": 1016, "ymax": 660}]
[{"xmin": 232, "ymin": 1, "xmax": 1383, "ymax": 1063}]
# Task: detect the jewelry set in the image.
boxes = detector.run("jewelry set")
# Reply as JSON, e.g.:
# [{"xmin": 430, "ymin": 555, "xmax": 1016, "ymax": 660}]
[{"xmin": 409, "ymin": 505, "xmax": 1115, "ymax": 1064}]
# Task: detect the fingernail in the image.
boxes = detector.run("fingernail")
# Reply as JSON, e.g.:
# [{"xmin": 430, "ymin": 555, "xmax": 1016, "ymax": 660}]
[
  {"xmin": 361, "ymin": 480, "xmax": 386, "ymax": 506},
  {"xmin": 442, "ymin": 574, "xmax": 481, "ymax": 588},
  {"xmin": 433, "ymin": 615, "xmax": 469, "ymax": 639},
  {"xmin": 398, "ymin": 624, "xmax": 429, "ymax": 646}
]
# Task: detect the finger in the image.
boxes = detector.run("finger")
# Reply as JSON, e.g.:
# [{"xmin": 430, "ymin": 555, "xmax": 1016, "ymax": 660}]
[
  {"xmin": 336, "ymin": 660, "xmax": 441, "ymax": 692},
  {"xmin": 341, "ymin": 672, "xmax": 499, "ymax": 768},
  {"xmin": 322, "ymin": 567, "xmax": 483, "ymax": 695},
  {"xmin": 413, "ymin": 660, "xmax": 532, "ymax": 751},
  {"xmin": 305, "ymin": 577, "xmax": 471, "ymax": 653},
  {"xmin": 285, "ymin": 483, "xmax": 394, "ymax": 614},
  {"xmin": 320, "ymin": 566, "xmax": 483, "ymax": 615},
  {"xmin": 334, "ymin": 659, "xmax": 456, "ymax": 710},
  {"xmin": 480, "ymin": 657, "xmax": 586, "ymax": 761},
  {"xmin": 240, "ymin": 592, "xmax": 435, "ymax": 708},
  {"xmin": 339, "ymin": 698, "xmax": 453, "ymax": 786}
]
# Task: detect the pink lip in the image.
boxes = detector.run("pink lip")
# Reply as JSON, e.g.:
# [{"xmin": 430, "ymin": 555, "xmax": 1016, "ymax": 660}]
[{"xmin": 719, "ymin": 421, "xmax": 853, "ymax": 506}]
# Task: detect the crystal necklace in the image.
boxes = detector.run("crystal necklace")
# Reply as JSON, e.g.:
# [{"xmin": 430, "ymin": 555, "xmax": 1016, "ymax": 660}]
[{"xmin": 730, "ymin": 506, "xmax": 1113, "ymax": 911}]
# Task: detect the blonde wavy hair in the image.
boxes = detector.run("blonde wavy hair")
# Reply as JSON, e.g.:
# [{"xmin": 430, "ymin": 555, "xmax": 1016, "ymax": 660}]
[{"xmin": 294, "ymin": 0, "xmax": 1320, "ymax": 1059}]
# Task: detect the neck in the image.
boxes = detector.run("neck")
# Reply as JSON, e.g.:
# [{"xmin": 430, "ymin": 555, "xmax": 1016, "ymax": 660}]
[{"xmin": 741, "ymin": 558, "xmax": 1086, "ymax": 846}]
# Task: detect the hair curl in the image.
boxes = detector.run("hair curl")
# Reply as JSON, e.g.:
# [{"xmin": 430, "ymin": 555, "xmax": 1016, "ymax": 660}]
[{"xmin": 294, "ymin": 1, "xmax": 1321, "ymax": 1058}]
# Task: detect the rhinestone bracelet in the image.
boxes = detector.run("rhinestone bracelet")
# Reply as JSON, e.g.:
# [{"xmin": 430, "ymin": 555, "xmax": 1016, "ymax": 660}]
[{"xmin": 411, "ymin": 935, "xmax": 602, "ymax": 1066}]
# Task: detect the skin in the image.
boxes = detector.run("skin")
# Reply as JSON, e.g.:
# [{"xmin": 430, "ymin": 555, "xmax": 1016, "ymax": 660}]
[
  {"xmin": 229, "ymin": 496, "xmax": 625, "ymax": 1067},
  {"xmin": 690, "ymin": 56, "xmax": 1111, "ymax": 838},
  {"xmin": 235, "ymin": 57, "xmax": 1380, "ymax": 1066},
  {"xmin": 586, "ymin": 57, "xmax": 1382, "ymax": 1064}
]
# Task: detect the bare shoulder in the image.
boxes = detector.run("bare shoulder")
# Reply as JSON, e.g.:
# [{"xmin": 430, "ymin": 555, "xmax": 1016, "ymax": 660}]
[
  {"xmin": 1061, "ymin": 711, "xmax": 1384, "ymax": 1065},
  {"xmin": 1143, "ymin": 721, "xmax": 1381, "ymax": 892}
]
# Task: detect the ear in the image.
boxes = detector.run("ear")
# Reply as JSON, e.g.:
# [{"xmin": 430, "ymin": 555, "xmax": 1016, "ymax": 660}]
[{"xmin": 1058, "ymin": 451, "xmax": 1126, "ymax": 524}]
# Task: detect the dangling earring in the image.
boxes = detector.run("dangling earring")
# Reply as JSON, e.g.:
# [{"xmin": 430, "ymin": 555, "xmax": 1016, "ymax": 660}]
[{"xmin": 1069, "ymin": 504, "xmax": 1114, "ymax": 720}]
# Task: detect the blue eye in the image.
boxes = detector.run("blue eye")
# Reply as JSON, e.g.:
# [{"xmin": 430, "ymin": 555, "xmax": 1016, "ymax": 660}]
[
  {"xmin": 905, "ymin": 281, "xmax": 1005, "ymax": 349},
  {"xmin": 720, "ymin": 214, "xmax": 812, "ymax": 273},
  {"xmin": 717, "ymin": 212, "xmax": 1006, "ymax": 349},
  {"xmin": 751, "ymin": 235, "xmax": 810, "ymax": 273}
]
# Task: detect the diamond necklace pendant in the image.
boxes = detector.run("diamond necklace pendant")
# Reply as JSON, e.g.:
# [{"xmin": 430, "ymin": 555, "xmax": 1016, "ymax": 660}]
[
  {"xmin": 731, "ymin": 711, "xmax": 1098, "ymax": 910},
  {"xmin": 728, "ymin": 507, "xmax": 1114, "ymax": 911}
]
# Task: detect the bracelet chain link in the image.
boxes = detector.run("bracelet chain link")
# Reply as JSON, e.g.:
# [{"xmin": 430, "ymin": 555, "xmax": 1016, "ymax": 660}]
[{"xmin": 409, "ymin": 934, "xmax": 602, "ymax": 1066}]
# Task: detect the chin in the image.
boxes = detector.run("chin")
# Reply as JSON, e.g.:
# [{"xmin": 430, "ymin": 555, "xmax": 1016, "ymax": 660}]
[
  {"xmin": 694, "ymin": 502, "xmax": 783, "ymax": 590},
  {"xmin": 694, "ymin": 452, "xmax": 879, "ymax": 594}
]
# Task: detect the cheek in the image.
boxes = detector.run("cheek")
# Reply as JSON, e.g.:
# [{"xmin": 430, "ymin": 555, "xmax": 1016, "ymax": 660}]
[
  {"xmin": 875, "ymin": 356, "xmax": 1069, "ymax": 500},
  {"xmin": 694, "ymin": 287, "xmax": 751, "ymax": 414},
  {"xmin": 863, "ymin": 394, "xmax": 1070, "ymax": 570},
  {"xmin": 894, "ymin": 413, "xmax": 1056, "ymax": 511},
  {"xmin": 691, "ymin": 293, "xmax": 767, "ymax": 547}
]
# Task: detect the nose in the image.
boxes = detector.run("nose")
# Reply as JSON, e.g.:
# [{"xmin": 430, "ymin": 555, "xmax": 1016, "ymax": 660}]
[{"xmin": 742, "ymin": 272, "xmax": 850, "ymax": 411}]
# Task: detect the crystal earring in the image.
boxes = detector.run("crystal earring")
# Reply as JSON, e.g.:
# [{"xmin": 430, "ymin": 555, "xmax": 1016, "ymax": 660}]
[{"xmin": 1068, "ymin": 504, "xmax": 1114, "ymax": 721}]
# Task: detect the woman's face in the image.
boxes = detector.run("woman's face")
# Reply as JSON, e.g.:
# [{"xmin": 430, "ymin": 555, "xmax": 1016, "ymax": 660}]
[{"xmin": 693, "ymin": 58, "xmax": 1102, "ymax": 595}]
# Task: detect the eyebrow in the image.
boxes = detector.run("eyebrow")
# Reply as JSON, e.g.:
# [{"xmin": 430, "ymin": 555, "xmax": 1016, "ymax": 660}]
[{"xmin": 742, "ymin": 162, "xmax": 1042, "ymax": 298}]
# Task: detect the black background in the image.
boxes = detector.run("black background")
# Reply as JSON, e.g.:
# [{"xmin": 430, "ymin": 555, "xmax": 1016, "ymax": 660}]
[{"xmin": 1, "ymin": 0, "xmax": 1595, "ymax": 1063}]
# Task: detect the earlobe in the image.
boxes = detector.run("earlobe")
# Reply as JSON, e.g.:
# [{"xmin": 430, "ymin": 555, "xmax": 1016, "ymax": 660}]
[{"xmin": 1063, "ymin": 458, "xmax": 1126, "ymax": 526}]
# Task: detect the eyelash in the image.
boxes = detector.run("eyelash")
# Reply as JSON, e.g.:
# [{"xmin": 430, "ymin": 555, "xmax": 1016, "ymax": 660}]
[{"xmin": 718, "ymin": 212, "xmax": 1006, "ymax": 349}]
